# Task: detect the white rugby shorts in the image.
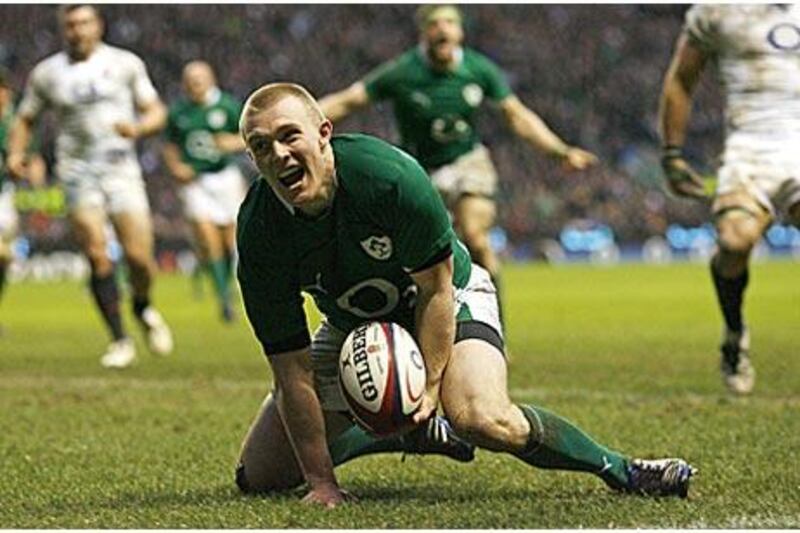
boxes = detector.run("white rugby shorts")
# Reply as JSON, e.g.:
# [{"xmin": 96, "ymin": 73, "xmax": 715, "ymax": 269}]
[
  {"xmin": 58, "ymin": 156, "xmax": 150, "ymax": 215},
  {"xmin": 717, "ymin": 140, "xmax": 800, "ymax": 216},
  {"xmin": 180, "ymin": 164, "xmax": 247, "ymax": 225},
  {"xmin": 429, "ymin": 144, "xmax": 499, "ymax": 208}
]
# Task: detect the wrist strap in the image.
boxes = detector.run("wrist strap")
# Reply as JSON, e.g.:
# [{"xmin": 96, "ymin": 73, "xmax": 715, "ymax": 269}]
[{"xmin": 662, "ymin": 145, "xmax": 683, "ymax": 160}]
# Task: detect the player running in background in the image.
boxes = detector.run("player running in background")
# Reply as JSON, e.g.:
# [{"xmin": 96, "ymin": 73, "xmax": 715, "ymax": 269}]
[
  {"xmin": 7, "ymin": 5, "xmax": 173, "ymax": 368},
  {"xmin": 319, "ymin": 5, "xmax": 598, "ymax": 325},
  {"xmin": 659, "ymin": 4, "xmax": 800, "ymax": 395},
  {"xmin": 235, "ymin": 82, "xmax": 695, "ymax": 507},
  {"xmin": 0, "ymin": 66, "xmax": 46, "ymax": 333},
  {"xmin": 163, "ymin": 60, "xmax": 247, "ymax": 323}
]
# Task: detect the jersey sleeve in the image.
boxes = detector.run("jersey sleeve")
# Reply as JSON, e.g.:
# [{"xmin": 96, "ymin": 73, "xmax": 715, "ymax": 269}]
[
  {"xmin": 224, "ymin": 95, "xmax": 243, "ymax": 134},
  {"xmin": 17, "ymin": 63, "xmax": 49, "ymax": 120},
  {"xmin": 127, "ymin": 53, "xmax": 160, "ymax": 107},
  {"xmin": 237, "ymin": 184, "xmax": 311, "ymax": 355},
  {"xmin": 363, "ymin": 57, "xmax": 401, "ymax": 102},
  {"xmin": 165, "ymin": 106, "xmax": 181, "ymax": 144},
  {"xmin": 684, "ymin": 4, "xmax": 721, "ymax": 53},
  {"xmin": 385, "ymin": 147, "xmax": 454, "ymax": 272},
  {"xmin": 476, "ymin": 53, "xmax": 513, "ymax": 102}
]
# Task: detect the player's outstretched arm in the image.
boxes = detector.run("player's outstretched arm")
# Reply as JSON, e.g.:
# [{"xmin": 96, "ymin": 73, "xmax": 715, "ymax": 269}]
[
  {"xmin": 213, "ymin": 132, "xmax": 246, "ymax": 154},
  {"xmin": 499, "ymin": 95, "xmax": 598, "ymax": 171},
  {"xmin": 115, "ymin": 98, "xmax": 168, "ymax": 139},
  {"xmin": 409, "ymin": 255, "xmax": 456, "ymax": 425},
  {"xmin": 318, "ymin": 82, "xmax": 371, "ymax": 123},
  {"xmin": 269, "ymin": 347, "xmax": 349, "ymax": 508},
  {"xmin": 658, "ymin": 33, "xmax": 709, "ymax": 199},
  {"xmin": 6, "ymin": 114, "xmax": 36, "ymax": 181},
  {"xmin": 161, "ymin": 142, "xmax": 196, "ymax": 183}
]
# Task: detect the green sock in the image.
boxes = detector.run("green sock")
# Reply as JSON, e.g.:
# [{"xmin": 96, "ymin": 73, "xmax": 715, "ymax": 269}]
[
  {"xmin": 328, "ymin": 425, "xmax": 408, "ymax": 465},
  {"xmin": 207, "ymin": 258, "xmax": 231, "ymax": 306},
  {"xmin": 515, "ymin": 404, "xmax": 629, "ymax": 488}
]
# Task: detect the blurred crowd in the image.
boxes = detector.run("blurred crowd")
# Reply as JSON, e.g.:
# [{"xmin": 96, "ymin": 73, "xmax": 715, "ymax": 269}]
[{"xmin": 0, "ymin": 4, "xmax": 724, "ymax": 255}]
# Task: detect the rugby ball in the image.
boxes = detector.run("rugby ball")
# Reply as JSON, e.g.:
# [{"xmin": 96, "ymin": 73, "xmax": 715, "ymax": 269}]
[{"xmin": 338, "ymin": 321, "xmax": 426, "ymax": 436}]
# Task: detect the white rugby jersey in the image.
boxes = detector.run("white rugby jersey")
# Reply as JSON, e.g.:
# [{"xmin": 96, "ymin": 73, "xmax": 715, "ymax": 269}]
[
  {"xmin": 686, "ymin": 4, "xmax": 800, "ymax": 157},
  {"xmin": 18, "ymin": 43, "xmax": 159, "ymax": 165}
]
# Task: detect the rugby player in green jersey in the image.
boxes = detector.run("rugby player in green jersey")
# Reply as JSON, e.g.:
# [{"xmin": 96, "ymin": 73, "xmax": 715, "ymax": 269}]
[
  {"xmin": 234, "ymin": 82, "xmax": 695, "ymax": 508},
  {"xmin": 0, "ymin": 67, "xmax": 46, "ymax": 333},
  {"xmin": 163, "ymin": 61, "xmax": 247, "ymax": 322},
  {"xmin": 320, "ymin": 5, "xmax": 598, "ymax": 325}
]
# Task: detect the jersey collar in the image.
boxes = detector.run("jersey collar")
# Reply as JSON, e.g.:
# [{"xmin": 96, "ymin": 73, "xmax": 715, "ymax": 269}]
[
  {"xmin": 417, "ymin": 43, "xmax": 464, "ymax": 72},
  {"xmin": 203, "ymin": 87, "xmax": 222, "ymax": 107}
]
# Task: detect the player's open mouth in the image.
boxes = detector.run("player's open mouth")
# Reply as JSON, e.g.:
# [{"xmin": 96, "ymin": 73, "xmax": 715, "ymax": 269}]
[{"xmin": 278, "ymin": 167, "xmax": 305, "ymax": 188}]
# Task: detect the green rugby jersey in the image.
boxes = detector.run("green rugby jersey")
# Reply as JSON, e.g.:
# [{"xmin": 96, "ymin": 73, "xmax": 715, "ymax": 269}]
[
  {"xmin": 364, "ymin": 46, "xmax": 512, "ymax": 170},
  {"xmin": 165, "ymin": 89, "xmax": 242, "ymax": 174},
  {"xmin": 237, "ymin": 133, "xmax": 472, "ymax": 355},
  {"xmin": 0, "ymin": 107, "xmax": 12, "ymax": 187}
]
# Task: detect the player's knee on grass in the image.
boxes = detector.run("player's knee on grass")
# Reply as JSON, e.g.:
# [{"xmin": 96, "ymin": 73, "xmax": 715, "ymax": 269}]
[{"xmin": 234, "ymin": 460, "xmax": 303, "ymax": 495}]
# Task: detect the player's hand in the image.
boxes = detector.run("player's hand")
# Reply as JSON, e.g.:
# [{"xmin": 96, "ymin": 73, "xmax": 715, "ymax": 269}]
[
  {"xmin": 301, "ymin": 484, "xmax": 356, "ymax": 509},
  {"xmin": 173, "ymin": 164, "xmax": 196, "ymax": 183},
  {"xmin": 661, "ymin": 147, "xmax": 707, "ymax": 199},
  {"xmin": 412, "ymin": 383, "xmax": 440, "ymax": 425},
  {"xmin": 561, "ymin": 146, "xmax": 599, "ymax": 171},
  {"xmin": 113, "ymin": 122, "xmax": 141, "ymax": 139},
  {"xmin": 5, "ymin": 152, "xmax": 27, "ymax": 181}
]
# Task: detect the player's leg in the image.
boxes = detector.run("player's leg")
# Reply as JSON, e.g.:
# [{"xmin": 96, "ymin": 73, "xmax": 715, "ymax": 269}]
[
  {"xmin": 710, "ymin": 190, "xmax": 771, "ymax": 394},
  {"xmin": 111, "ymin": 209, "xmax": 174, "ymax": 356},
  {"xmin": 0, "ymin": 187, "xmax": 17, "ymax": 322},
  {"xmin": 441, "ymin": 266, "xmax": 694, "ymax": 496},
  {"xmin": 452, "ymin": 194, "xmax": 499, "ymax": 277},
  {"xmin": 189, "ymin": 218, "xmax": 233, "ymax": 321},
  {"xmin": 69, "ymin": 206, "xmax": 135, "ymax": 366},
  {"xmin": 787, "ymin": 200, "xmax": 800, "ymax": 228}
]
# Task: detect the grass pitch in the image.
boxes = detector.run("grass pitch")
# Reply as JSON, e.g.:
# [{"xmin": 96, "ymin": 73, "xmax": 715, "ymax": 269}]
[{"xmin": 1, "ymin": 260, "xmax": 798, "ymax": 528}]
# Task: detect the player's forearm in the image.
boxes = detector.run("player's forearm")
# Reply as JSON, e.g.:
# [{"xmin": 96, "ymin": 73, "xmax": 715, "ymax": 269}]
[
  {"xmin": 135, "ymin": 100, "xmax": 168, "ymax": 138},
  {"xmin": 658, "ymin": 76, "xmax": 694, "ymax": 148},
  {"xmin": 271, "ymin": 353, "xmax": 339, "ymax": 490},
  {"xmin": 507, "ymin": 105, "xmax": 570, "ymax": 158},
  {"xmin": 214, "ymin": 132, "xmax": 246, "ymax": 154},
  {"xmin": 161, "ymin": 143, "xmax": 185, "ymax": 176},
  {"xmin": 7, "ymin": 115, "xmax": 34, "ymax": 161},
  {"xmin": 319, "ymin": 83, "xmax": 369, "ymax": 123},
  {"xmin": 413, "ymin": 284, "xmax": 455, "ymax": 391}
]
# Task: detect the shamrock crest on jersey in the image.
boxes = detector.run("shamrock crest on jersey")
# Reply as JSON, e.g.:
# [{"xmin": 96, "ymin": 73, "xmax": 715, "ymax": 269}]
[{"xmin": 360, "ymin": 235, "xmax": 393, "ymax": 260}]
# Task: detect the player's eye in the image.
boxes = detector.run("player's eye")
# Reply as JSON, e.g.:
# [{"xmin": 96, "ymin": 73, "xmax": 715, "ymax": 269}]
[{"xmin": 250, "ymin": 138, "xmax": 268, "ymax": 153}]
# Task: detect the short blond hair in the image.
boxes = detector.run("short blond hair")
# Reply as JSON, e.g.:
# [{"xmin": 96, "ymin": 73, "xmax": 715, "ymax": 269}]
[
  {"xmin": 240, "ymin": 82, "xmax": 324, "ymax": 134},
  {"xmin": 415, "ymin": 4, "xmax": 463, "ymax": 30}
]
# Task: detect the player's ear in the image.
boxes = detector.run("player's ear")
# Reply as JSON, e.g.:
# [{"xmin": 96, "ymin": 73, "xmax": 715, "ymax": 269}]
[{"xmin": 318, "ymin": 119, "xmax": 333, "ymax": 148}]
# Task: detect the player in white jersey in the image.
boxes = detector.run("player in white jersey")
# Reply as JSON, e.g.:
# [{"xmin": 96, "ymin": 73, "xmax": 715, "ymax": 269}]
[
  {"xmin": 0, "ymin": 66, "xmax": 46, "ymax": 335},
  {"xmin": 6, "ymin": 5, "xmax": 173, "ymax": 368},
  {"xmin": 659, "ymin": 4, "xmax": 800, "ymax": 394}
]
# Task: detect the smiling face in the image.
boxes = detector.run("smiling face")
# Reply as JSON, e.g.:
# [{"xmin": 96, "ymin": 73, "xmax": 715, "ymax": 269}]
[
  {"xmin": 419, "ymin": 6, "xmax": 464, "ymax": 68},
  {"xmin": 242, "ymin": 90, "xmax": 335, "ymax": 216}
]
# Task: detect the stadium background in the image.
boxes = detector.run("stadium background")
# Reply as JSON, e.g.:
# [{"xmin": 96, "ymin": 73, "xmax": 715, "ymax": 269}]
[{"xmin": 0, "ymin": 4, "xmax": 747, "ymax": 272}]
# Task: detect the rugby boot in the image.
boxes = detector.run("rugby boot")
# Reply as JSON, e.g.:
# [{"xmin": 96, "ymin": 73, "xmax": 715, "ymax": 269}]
[
  {"xmin": 720, "ymin": 327, "xmax": 754, "ymax": 395},
  {"xmin": 607, "ymin": 458, "xmax": 696, "ymax": 498},
  {"xmin": 100, "ymin": 338, "xmax": 137, "ymax": 369},
  {"xmin": 137, "ymin": 306, "xmax": 174, "ymax": 356},
  {"xmin": 401, "ymin": 415, "xmax": 475, "ymax": 463}
]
